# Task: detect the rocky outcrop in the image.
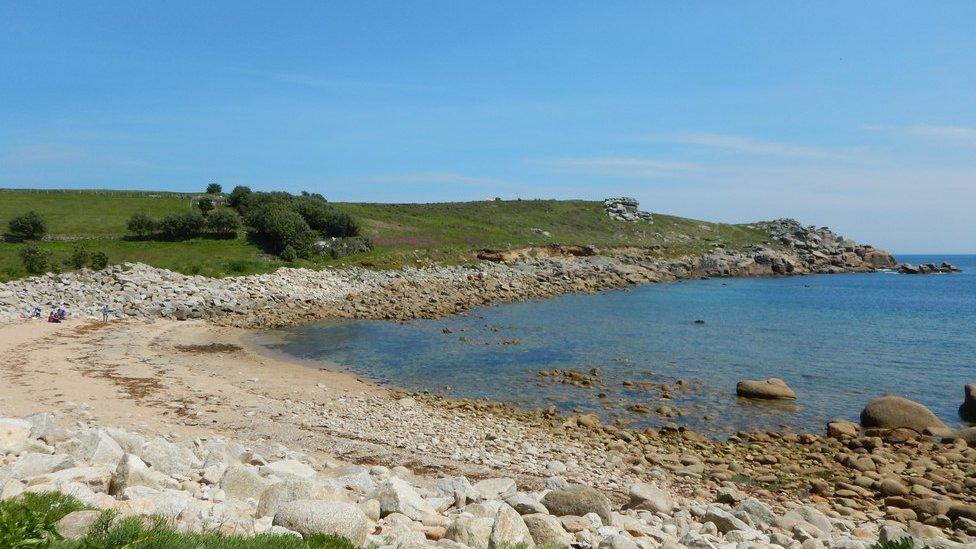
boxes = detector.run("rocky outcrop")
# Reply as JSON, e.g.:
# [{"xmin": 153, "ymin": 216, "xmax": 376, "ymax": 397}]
[
  {"xmin": 897, "ymin": 262, "xmax": 961, "ymax": 274},
  {"xmin": 960, "ymin": 384, "xmax": 976, "ymax": 423},
  {"xmin": 860, "ymin": 395, "xmax": 950, "ymax": 435},
  {"xmin": 736, "ymin": 378, "xmax": 797, "ymax": 400},
  {"xmin": 754, "ymin": 218, "xmax": 897, "ymax": 271},
  {"xmin": 602, "ymin": 197, "xmax": 653, "ymax": 222}
]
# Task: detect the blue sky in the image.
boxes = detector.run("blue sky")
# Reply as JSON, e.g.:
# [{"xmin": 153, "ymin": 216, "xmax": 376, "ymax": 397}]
[{"xmin": 2, "ymin": 2, "xmax": 974, "ymax": 252}]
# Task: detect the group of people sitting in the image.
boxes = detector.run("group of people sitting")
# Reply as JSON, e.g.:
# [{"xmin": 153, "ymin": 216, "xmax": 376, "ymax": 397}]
[{"xmin": 24, "ymin": 303, "xmax": 111, "ymax": 322}]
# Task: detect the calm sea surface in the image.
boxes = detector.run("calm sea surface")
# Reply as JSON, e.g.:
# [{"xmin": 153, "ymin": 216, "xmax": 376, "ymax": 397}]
[{"xmin": 257, "ymin": 254, "xmax": 976, "ymax": 436}]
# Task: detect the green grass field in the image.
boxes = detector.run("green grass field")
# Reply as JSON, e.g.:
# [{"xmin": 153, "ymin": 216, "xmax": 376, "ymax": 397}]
[{"xmin": 0, "ymin": 189, "xmax": 774, "ymax": 280}]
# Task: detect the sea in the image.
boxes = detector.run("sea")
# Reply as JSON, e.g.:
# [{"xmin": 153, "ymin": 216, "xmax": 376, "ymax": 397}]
[{"xmin": 256, "ymin": 254, "xmax": 976, "ymax": 437}]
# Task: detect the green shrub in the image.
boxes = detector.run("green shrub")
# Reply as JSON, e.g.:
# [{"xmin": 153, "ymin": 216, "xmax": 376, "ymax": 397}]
[
  {"xmin": 0, "ymin": 491, "xmax": 88, "ymax": 547},
  {"xmin": 126, "ymin": 212, "xmax": 158, "ymax": 237},
  {"xmin": 158, "ymin": 211, "xmax": 206, "ymax": 240},
  {"xmin": 7, "ymin": 210, "xmax": 46, "ymax": 240},
  {"xmin": 66, "ymin": 247, "xmax": 90, "ymax": 269},
  {"xmin": 293, "ymin": 197, "xmax": 360, "ymax": 238},
  {"xmin": 206, "ymin": 182, "xmax": 222, "ymax": 194},
  {"xmin": 226, "ymin": 185, "xmax": 253, "ymax": 212},
  {"xmin": 18, "ymin": 244, "xmax": 51, "ymax": 274},
  {"xmin": 246, "ymin": 205, "xmax": 317, "ymax": 258},
  {"xmin": 197, "ymin": 196, "xmax": 215, "ymax": 215},
  {"xmin": 279, "ymin": 245, "xmax": 297, "ymax": 262},
  {"xmin": 207, "ymin": 208, "xmax": 243, "ymax": 235},
  {"xmin": 90, "ymin": 251, "xmax": 109, "ymax": 270}
]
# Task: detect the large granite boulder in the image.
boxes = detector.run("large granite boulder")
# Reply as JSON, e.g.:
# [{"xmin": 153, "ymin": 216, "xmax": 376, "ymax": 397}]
[
  {"xmin": 540, "ymin": 484, "xmax": 612, "ymax": 523},
  {"xmin": 273, "ymin": 500, "xmax": 372, "ymax": 545},
  {"xmin": 959, "ymin": 384, "xmax": 976, "ymax": 423},
  {"xmin": 860, "ymin": 395, "xmax": 950, "ymax": 435},
  {"xmin": 736, "ymin": 378, "xmax": 796, "ymax": 400}
]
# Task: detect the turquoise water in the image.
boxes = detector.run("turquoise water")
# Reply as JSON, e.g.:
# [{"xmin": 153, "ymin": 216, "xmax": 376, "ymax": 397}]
[{"xmin": 261, "ymin": 255, "xmax": 976, "ymax": 436}]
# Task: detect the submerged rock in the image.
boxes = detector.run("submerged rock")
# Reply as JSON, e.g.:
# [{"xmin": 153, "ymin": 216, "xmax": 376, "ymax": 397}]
[
  {"xmin": 860, "ymin": 395, "xmax": 950, "ymax": 435},
  {"xmin": 736, "ymin": 378, "xmax": 796, "ymax": 400}
]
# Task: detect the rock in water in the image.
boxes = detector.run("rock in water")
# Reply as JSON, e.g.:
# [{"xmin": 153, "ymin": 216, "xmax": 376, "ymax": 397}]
[
  {"xmin": 959, "ymin": 384, "xmax": 976, "ymax": 422},
  {"xmin": 540, "ymin": 485, "xmax": 612, "ymax": 524},
  {"xmin": 736, "ymin": 378, "xmax": 796, "ymax": 400},
  {"xmin": 860, "ymin": 395, "xmax": 950, "ymax": 434}
]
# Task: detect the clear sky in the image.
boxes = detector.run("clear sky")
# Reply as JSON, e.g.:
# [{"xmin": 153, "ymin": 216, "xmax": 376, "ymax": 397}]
[{"xmin": 2, "ymin": 2, "xmax": 974, "ymax": 252}]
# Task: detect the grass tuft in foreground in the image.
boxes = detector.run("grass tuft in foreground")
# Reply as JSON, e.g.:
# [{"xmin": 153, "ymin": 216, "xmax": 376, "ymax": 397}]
[{"xmin": 0, "ymin": 492, "xmax": 355, "ymax": 548}]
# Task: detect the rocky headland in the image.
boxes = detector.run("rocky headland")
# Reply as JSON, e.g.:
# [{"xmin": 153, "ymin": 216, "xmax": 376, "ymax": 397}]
[{"xmin": 0, "ymin": 219, "xmax": 902, "ymax": 328}]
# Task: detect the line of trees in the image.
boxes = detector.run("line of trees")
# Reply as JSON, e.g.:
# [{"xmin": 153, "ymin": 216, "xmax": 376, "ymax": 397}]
[{"xmin": 126, "ymin": 208, "xmax": 242, "ymax": 240}]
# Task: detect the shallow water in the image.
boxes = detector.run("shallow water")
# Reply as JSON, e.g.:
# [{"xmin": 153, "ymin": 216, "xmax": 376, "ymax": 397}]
[{"xmin": 259, "ymin": 254, "xmax": 976, "ymax": 436}]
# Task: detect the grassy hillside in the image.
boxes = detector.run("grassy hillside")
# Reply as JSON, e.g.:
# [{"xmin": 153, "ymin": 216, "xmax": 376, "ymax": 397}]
[{"xmin": 0, "ymin": 189, "xmax": 772, "ymax": 280}]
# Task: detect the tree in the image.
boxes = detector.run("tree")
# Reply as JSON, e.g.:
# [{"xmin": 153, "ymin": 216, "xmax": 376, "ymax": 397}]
[
  {"xmin": 126, "ymin": 213, "xmax": 157, "ymax": 237},
  {"xmin": 206, "ymin": 208, "xmax": 242, "ymax": 235},
  {"xmin": 226, "ymin": 185, "xmax": 252, "ymax": 212},
  {"xmin": 158, "ymin": 211, "xmax": 206, "ymax": 240},
  {"xmin": 197, "ymin": 196, "xmax": 215, "ymax": 215},
  {"xmin": 206, "ymin": 183, "xmax": 222, "ymax": 194},
  {"xmin": 19, "ymin": 245, "xmax": 51, "ymax": 274},
  {"xmin": 8, "ymin": 211, "xmax": 46, "ymax": 240}
]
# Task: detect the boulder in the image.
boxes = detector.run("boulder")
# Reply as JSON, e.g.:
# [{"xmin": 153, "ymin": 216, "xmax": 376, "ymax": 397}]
[
  {"xmin": 504, "ymin": 493, "xmax": 547, "ymax": 515},
  {"xmin": 55, "ymin": 510, "xmax": 102, "ymax": 539},
  {"xmin": 28, "ymin": 466, "xmax": 114, "ymax": 493},
  {"xmin": 473, "ymin": 477, "xmax": 516, "ymax": 500},
  {"xmin": 522, "ymin": 513, "xmax": 573, "ymax": 549},
  {"xmin": 122, "ymin": 487, "xmax": 193, "ymax": 518},
  {"xmin": 260, "ymin": 460, "xmax": 315, "ymax": 480},
  {"xmin": 219, "ymin": 464, "xmax": 277, "ymax": 502},
  {"xmin": 136, "ymin": 437, "xmax": 201, "ymax": 478},
  {"xmin": 627, "ymin": 482, "xmax": 673, "ymax": 514},
  {"xmin": 489, "ymin": 503, "xmax": 535, "ymax": 549},
  {"xmin": 0, "ymin": 418, "xmax": 32, "ymax": 453},
  {"xmin": 5, "ymin": 453, "xmax": 75, "ymax": 479},
  {"xmin": 702, "ymin": 506, "xmax": 751, "ymax": 534},
  {"xmin": 110, "ymin": 454, "xmax": 180, "ymax": 495},
  {"xmin": 445, "ymin": 516, "xmax": 494, "ymax": 549},
  {"xmin": 541, "ymin": 484, "xmax": 612, "ymax": 524},
  {"xmin": 860, "ymin": 395, "xmax": 950, "ymax": 434},
  {"xmin": 959, "ymin": 384, "xmax": 976, "ymax": 423},
  {"xmin": 72, "ymin": 429, "xmax": 124, "ymax": 466},
  {"xmin": 368, "ymin": 476, "xmax": 437, "ymax": 520},
  {"xmin": 736, "ymin": 378, "xmax": 796, "ymax": 400},
  {"xmin": 950, "ymin": 426, "xmax": 976, "ymax": 445},
  {"xmin": 827, "ymin": 420, "xmax": 859, "ymax": 438},
  {"xmin": 273, "ymin": 499, "xmax": 372, "ymax": 545}
]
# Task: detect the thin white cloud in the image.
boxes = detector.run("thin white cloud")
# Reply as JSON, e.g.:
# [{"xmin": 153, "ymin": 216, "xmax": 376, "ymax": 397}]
[
  {"xmin": 364, "ymin": 172, "xmax": 507, "ymax": 186},
  {"xmin": 541, "ymin": 156, "xmax": 697, "ymax": 178},
  {"xmin": 862, "ymin": 124, "xmax": 976, "ymax": 144},
  {"xmin": 648, "ymin": 132, "xmax": 854, "ymax": 160}
]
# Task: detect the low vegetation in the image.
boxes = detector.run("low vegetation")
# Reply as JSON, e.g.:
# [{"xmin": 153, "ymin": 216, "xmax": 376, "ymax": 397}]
[
  {"xmin": 0, "ymin": 188, "xmax": 775, "ymax": 281},
  {"xmin": 0, "ymin": 492, "xmax": 356, "ymax": 548}
]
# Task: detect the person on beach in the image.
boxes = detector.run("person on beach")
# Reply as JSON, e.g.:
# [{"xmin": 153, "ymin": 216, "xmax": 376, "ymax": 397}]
[
  {"xmin": 47, "ymin": 310, "xmax": 61, "ymax": 323},
  {"xmin": 57, "ymin": 302, "xmax": 67, "ymax": 320},
  {"xmin": 100, "ymin": 304, "xmax": 109, "ymax": 322}
]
